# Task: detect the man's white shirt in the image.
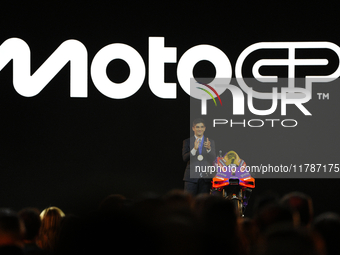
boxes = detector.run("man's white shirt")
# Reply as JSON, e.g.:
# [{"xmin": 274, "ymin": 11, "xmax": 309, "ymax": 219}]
[{"xmin": 191, "ymin": 135, "xmax": 211, "ymax": 156}]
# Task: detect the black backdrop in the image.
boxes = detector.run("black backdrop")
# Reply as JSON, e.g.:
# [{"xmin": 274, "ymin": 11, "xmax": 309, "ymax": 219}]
[{"xmin": 1, "ymin": 1, "xmax": 339, "ymax": 218}]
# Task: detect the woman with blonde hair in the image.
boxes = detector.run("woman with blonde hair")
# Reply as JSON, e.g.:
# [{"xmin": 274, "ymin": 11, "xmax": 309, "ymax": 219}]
[{"xmin": 38, "ymin": 206, "xmax": 64, "ymax": 253}]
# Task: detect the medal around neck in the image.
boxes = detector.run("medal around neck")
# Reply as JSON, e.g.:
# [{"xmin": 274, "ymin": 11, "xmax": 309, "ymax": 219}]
[{"xmin": 197, "ymin": 136, "xmax": 205, "ymax": 161}]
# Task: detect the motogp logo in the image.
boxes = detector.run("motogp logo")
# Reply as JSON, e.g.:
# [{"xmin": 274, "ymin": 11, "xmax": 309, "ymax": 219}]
[
  {"xmin": 191, "ymin": 42, "xmax": 340, "ymax": 116},
  {"xmin": 0, "ymin": 37, "xmax": 340, "ymax": 117}
]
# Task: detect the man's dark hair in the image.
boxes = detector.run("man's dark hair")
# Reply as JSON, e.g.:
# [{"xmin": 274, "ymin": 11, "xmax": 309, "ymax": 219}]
[
  {"xmin": 18, "ymin": 208, "xmax": 41, "ymax": 241},
  {"xmin": 0, "ymin": 208, "xmax": 24, "ymax": 242},
  {"xmin": 192, "ymin": 118, "xmax": 205, "ymax": 127},
  {"xmin": 280, "ymin": 191, "xmax": 313, "ymax": 227}
]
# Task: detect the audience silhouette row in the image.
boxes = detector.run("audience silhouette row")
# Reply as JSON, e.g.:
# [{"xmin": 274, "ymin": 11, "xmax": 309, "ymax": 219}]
[{"xmin": 0, "ymin": 190, "xmax": 339, "ymax": 255}]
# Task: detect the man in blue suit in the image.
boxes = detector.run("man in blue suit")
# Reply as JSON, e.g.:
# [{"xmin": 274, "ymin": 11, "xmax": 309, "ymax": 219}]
[{"xmin": 182, "ymin": 118, "xmax": 216, "ymax": 195}]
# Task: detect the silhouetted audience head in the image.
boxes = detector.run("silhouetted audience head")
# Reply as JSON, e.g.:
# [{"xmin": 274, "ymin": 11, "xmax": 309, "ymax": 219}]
[
  {"xmin": 281, "ymin": 191, "xmax": 313, "ymax": 227},
  {"xmin": 98, "ymin": 194, "xmax": 127, "ymax": 213},
  {"xmin": 155, "ymin": 205, "xmax": 202, "ymax": 255},
  {"xmin": 253, "ymin": 191, "xmax": 280, "ymax": 215},
  {"xmin": 191, "ymin": 193, "xmax": 210, "ymax": 218},
  {"xmin": 198, "ymin": 196, "xmax": 245, "ymax": 255},
  {"xmin": 18, "ymin": 207, "xmax": 46, "ymax": 255},
  {"xmin": 240, "ymin": 217, "xmax": 260, "ymax": 255},
  {"xmin": 1, "ymin": 189, "xmax": 339, "ymax": 255},
  {"xmin": 313, "ymin": 212, "xmax": 340, "ymax": 255},
  {"xmin": 55, "ymin": 214, "xmax": 84, "ymax": 255},
  {"xmin": 163, "ymin": 189, "xmax": 193, "ymax": 204},
  {"xmin": 40, "ymin": 207, "xmax": 65, "ymax": 219},
  {"xmin": 18, "ymin": 208, "xmax": 41, "ymax": 242},
  {"xmin": 0, "ymin": 208, "xmax": 25, "ymax": 254},
  {"xmin": 0, "ymin": 208, "xmax": 25, "ymax": 246},
  {"xmin": 258, "ymin": 225, "xmax": 325, "ymax": 255},
  {"xmin": 38, "ymin": 206, "xmax": 64, "ymax": 252},
  {"xmin": 255, "ymin": 203, "xmax": 299, "ymax": 233},
  {"xmin": 162, "ymin": 189, "xmax": 193, "ymax": 216}
]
